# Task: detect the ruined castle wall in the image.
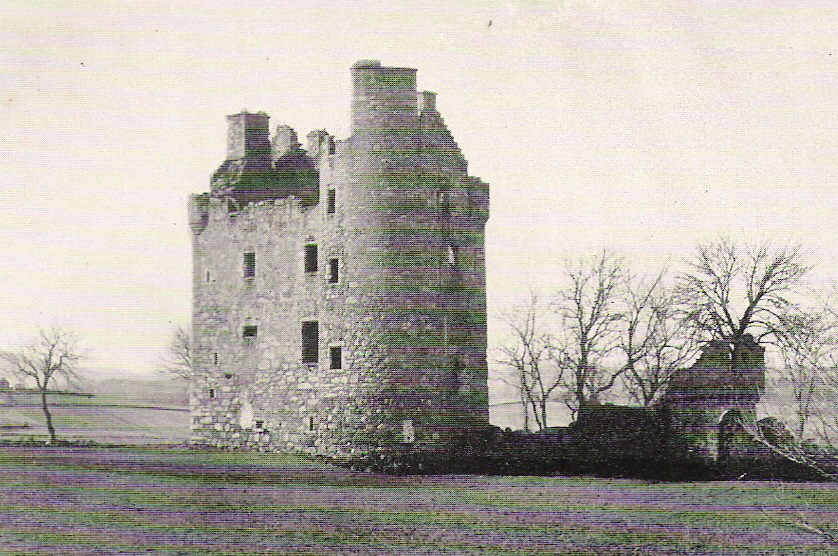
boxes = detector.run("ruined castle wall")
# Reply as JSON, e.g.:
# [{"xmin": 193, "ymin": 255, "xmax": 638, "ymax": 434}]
[{"xmin": 662, "ymin": 340, "xmax": 766, "ymax": 459}]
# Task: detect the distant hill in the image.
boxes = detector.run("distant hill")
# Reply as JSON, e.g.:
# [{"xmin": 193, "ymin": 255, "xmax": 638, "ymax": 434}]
[{"xmin": 88, "ymin": 377, "xmax": 189, "ymax": 408}]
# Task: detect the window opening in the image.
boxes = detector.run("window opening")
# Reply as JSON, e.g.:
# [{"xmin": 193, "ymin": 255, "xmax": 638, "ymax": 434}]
[
  {"xmin": 302, "ymin": 321, "xmax": 319, "ymax": 363},
  {"xmin": 438, "ymin": 191, "xmax": 450, "ymax": 214},
  {"xmin": 208, "ymin": 388, "xmax": 216, "ymax": 399},
  {"xmin": 447, "ymin": 245, "xmax": 458, "ymax": 266},
  {"xmin": 402, "ymin": 419, "xmax": 416, "ymax": 443},
  {"xmin": 330, "ymin": 346, "xmax": 342, "ymax": 369},
  {"xmin": 305, "ymin": 244, "xmax": 318, "ymax": 273},
  {"xmin": 243, "ymin": 252, "xmax": 256, "ymax": 278},
  {"xmin": 243, "ymin": 325, "xmax": 258, "ymax": 345},
  {"xmin": 213, "ymin": 352, "xmax": 219, "ymax": 365},
  {"xmin": 224, "ymin": 372, "xmax": 233, "ymax": 379},
  {"xmin": 329, "ymin": 258, "xmax": 339, "ymax": 283},
  {"xmin": 309, "ymin": 416, "xmax": 315, "ymax": 431},
  {"xmin": 206, "ymin": 271, "xmax": 211, "ymax": 283},
  {"xmin": 326, "ymin": 189, "xmax": 336, "ymax": 214},
  {"xmin": 255, "ymin": 420, "xmax": 264, "ymax": 429},
  {"xmin": 452, "ymin": 358, "xmax": 464, "ymax": 392}
]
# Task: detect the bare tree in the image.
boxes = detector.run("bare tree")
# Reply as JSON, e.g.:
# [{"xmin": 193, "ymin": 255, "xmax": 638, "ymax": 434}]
[
  {"xmin": 496, "ymin": 292, "xmax": 566, "ymax": 431},
  {"xmin": 0, "ymin": 327, "xmax": 84, "ymax": 444},
  {"xmin": 768, "ymin": 311, "xmax": 838, "ymax": 440},
  {"xmin": 677, "ymin": 238, "xmax": 810, "ymax": 370},
  {"xmin": 620, "ymin": 275, "xmax": 700, "ymax": 406},
  {"xmin": 807, "ymin": 295, "xmax": 838, "ymax": 445},
  {"xmin": 159, "ymin": 326, "xmax": 192, "ymax": 380},
  {"xmin": 553, "ymin": 250, "xmax": 625, "ymax": 414}
]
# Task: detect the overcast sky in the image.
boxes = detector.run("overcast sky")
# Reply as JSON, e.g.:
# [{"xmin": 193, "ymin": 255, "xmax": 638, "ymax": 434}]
[{"xmin": 2, "ymin": 1, "xmax": 838, "ymax": 378}]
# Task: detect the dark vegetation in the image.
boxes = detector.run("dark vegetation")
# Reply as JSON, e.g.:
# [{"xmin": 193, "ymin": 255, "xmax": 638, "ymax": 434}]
[{"xmin": 342, "ymin": 426, "xmax": 830, "ymax": 482}]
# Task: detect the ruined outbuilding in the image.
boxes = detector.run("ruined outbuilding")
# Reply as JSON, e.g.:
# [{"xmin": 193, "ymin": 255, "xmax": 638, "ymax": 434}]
[
  {"xmin": 660, "ymin": 335, "xmax": 766, "ymax": 459},
  {"xmin": 189, "ymin": 61, "xmax": 490, "ymax": 455},
  {"xmin": 576, "ymin": 336, "xmax": 768, "ymax": 461}
]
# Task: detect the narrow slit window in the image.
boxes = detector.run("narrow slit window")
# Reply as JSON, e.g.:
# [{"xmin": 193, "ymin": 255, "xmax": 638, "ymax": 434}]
[
  {"xmin": 208, "ymin": 388, "xmax": 216, "ymax": 399},
  {"xmin": 213, "ymin": 352, "xmax": 219, "ymax": 365},
  {"xmin": 329, "ymin": 258, "xmax": 339, "ymax": 283},
  {"xmin": 305, "ymin": 244, "xmax": 318, "ymax": 273},
  {"xmin": 302, "ymin": 321, "xmax": 319, "ymax": 363},
  {"xmin": 330, "ymin": 346, "xmax": 342, "ymax": 369},
  {"xmin": 326, "ymin": 189, "xmax": 336, "ymax": 214},
  {"xmin": 309, "ymin": 416, "xmax": 315, "ymax": 431},
  {"xmin": 243, "ymin": 252, "xmax": 256, "ymax": 278}
]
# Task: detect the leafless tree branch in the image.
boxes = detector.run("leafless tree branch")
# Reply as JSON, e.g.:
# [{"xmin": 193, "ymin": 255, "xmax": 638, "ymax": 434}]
[{"xmin": 158, "ymin": 326, "xmax": 192, "ymax": 380}]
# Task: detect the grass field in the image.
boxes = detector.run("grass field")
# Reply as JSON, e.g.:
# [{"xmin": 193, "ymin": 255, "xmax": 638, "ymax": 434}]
[
  {"xmin": 0, "ymin": 446, "xmax": 836, "ymax": 554},
  {"xmin": 0, "ymin": 378, "xmax": 190, "ymax": 445}
]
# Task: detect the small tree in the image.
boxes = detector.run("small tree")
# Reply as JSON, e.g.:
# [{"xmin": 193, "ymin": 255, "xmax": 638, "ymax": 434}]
[
  {"xmin": 158, "ymin": 326, "xmax": 192, "ymax": 380},
  {"xmin": 0, "ymin": 327, "xmax": 84, "ymax": 444},
  {"xmin": 496, "ymin": 292, "xmax": 566, "ymax": 431},
  {"xmin": 554, "ymin": 250, "xmax": 625, "ymax": 415}
]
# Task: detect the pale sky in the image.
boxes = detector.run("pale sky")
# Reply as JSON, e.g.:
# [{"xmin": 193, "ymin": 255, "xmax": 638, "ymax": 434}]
[{"xmin": 2, "ymin": 1, "xmax": 838, "ymax": 378}]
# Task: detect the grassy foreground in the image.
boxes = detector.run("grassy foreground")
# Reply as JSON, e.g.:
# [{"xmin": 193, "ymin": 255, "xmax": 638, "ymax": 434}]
[{"xmin": 0, "ymin": 446, "xmax": 835, "ymax": 555}]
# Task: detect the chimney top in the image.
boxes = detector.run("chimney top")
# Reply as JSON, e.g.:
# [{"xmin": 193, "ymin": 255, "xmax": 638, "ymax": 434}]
[{"xmin": 352, "ymin": 59, "xmax": 382, "ymax": 69}]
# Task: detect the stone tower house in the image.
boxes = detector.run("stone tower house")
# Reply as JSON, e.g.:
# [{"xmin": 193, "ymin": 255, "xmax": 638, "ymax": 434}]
[{"xmin": 188, "ymin": 61, "xmax": 490, "ymax": 455}]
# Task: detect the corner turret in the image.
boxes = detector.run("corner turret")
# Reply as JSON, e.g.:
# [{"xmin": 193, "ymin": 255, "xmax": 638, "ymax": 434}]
[{"xmin": 350, "ymin": 60, "xmax": 419, "ymax": 149}]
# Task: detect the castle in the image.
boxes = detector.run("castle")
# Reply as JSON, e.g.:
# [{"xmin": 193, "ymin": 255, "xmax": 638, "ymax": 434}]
[{"xmin": 189, "ymin": 61, "xmax": 490, "ymax": 455}]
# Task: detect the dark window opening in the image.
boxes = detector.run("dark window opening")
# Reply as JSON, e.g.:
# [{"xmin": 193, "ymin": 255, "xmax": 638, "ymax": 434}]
[
  {"xmin": 329, "ymin": 258, "xmax": 339, "ymax": 283},
  {"xmin": 224, "ymin": 372, "xmax": 233, "ymax": 379},
  {"xmin": 213, "ymin": 352, "xmax": 219, "ymax": 365},
  {"xmin": 302, "ymin": 321, "xmax": 319, "ymax": 363},
  {"xmin": 255, "ymin": 420, "xmax": 264, "ymax": 429},
  {"xmin": 309, "ymin": 416, "xmax": 315, "ymax": 431},
  {"xmin": 206, "ymin": 271, "xmax": 211, "ymax": 283},
  {"xmin": 330, "ymin": 346, "xmax": 342, "ymax": 369},
  {"xmin": 452, "ymin": 358, "xmax": 464, "ymax": 392},
  {"xmin": 305, "ymin": 244, "xmax": 318, "ymax": 273},
  {"xmin": 326, "ymin": 189, "xmax": 336, "ymax": 214},
  {"xmin": 243, "ymin": 252, "xmax": 256, "ymax": 278},
  {"xmin": 438, "ymin": 191, "xmax": 450, "ymax": 214},
  {"xmin": 243, "ymin": 325, "xmax": 257, "ymax": 344},
  {"xmin": 208, "ymin": 388, "xmax": 216, "ymax": 399}
]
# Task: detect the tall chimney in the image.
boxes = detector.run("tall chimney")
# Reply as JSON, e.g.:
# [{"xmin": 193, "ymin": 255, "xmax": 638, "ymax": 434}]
[{"xmin": 226, "ymin": 111, "xmax": 271, "ymax": 160}]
